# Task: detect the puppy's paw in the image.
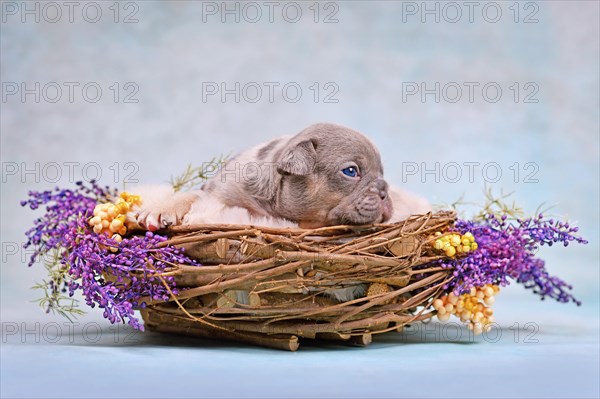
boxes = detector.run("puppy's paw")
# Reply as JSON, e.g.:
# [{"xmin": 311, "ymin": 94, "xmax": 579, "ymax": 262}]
[{"xmin": 133, "ymin": 192, "xmax": 198, "ymax": 231}]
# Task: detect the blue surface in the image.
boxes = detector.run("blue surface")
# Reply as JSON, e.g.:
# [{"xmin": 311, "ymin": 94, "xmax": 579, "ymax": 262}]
[
  {"xmin": 1, "ymin": 1, "xmax": 599, "ymax": 398},
  {"xmin": 2, "ymin": 294, "xmax": 599, "ymax": 398}
]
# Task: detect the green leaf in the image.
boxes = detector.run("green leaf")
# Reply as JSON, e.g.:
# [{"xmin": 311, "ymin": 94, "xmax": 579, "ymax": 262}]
[{"xmin": 169, "ymin": 155, "xmax": 230, "ymax": 192}]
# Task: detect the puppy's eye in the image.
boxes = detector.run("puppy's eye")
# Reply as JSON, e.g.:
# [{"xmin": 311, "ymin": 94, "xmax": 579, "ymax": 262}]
[{"xmin": 341, "ymin": 166, "xmax": 359, "ymax": 178}]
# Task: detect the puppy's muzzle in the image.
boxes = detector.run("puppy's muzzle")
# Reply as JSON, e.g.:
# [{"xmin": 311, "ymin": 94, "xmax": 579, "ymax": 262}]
[
  {"xmin": 369, "ymin": 179, "xmax": 388, "ymax": 200},
  {"xmin": 355, "ymin": 179, "xmax": 392, "ymax": 223}
]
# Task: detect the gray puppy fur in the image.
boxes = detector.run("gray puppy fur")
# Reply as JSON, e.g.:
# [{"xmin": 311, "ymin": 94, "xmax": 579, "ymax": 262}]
[
  {"xmin": 134, "ymin": 122, "xmax": 429, "ymax": 231},
  {"xmin": 132, "ymin": 123, "xmax": 429, "ymax": 301},
  {"xmin": 201, "ymin": 122, "xmax": 393, "ymax": 228}
]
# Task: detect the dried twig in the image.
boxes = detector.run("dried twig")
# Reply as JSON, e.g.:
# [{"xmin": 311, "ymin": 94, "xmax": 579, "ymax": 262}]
[{"xmin": 132, "ymin": 211, "xmax": 457, "ymax": 350}]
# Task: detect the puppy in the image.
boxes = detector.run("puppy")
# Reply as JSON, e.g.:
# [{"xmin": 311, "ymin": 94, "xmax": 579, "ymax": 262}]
[
  {"xmin": 135, "ymin": 123, "xmax": 429, "ymax": 231},
  {"xmin": 131, "ymin": 123, "xmax": 429, "ymax": 302}
]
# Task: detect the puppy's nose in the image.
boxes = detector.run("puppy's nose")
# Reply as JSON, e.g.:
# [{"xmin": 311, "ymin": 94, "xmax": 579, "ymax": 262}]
[{"xmin": 373, "ymin": 179, "xmax": 388, "ymax": 200}]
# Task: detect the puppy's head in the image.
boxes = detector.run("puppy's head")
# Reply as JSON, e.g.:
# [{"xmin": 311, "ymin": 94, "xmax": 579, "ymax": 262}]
[{"xmin": 273, "ymin": 123, "xmax": 393, "ymax": 228}]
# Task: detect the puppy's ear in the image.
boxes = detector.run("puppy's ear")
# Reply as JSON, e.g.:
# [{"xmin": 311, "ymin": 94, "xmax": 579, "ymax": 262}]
[{"xmin": 277, "ymin": 139, "xmax": 317, "ymax": 176}]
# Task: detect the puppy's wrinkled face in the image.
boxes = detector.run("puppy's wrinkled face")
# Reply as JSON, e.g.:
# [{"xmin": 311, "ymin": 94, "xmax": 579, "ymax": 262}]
[{"xmin": 274, "ymin": 123, "xmax": 393, "ymax": 228}]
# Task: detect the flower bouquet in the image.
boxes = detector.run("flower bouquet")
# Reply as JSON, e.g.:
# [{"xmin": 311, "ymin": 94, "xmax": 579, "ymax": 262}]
[{"xmin": 21, "ymin": 180, "xmax": 587, "ymax": 351}]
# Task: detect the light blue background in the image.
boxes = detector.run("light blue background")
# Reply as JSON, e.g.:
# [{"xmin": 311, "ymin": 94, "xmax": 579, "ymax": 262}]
[{"xmin": 1, "ymin": 1, "xmax": 598, "ymax": 398}]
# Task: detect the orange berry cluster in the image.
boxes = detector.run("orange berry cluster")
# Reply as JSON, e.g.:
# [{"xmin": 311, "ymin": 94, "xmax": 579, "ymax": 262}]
[
  {"xmin": 433, "ymin": 231, "xmax": 478, "ymax": 257},
  {"xmin": 432, "ymin": 284, "xmax": 500, "ymax": 335},
  {"xmin": 88, "ymin": 192, "xmax": 142, "ymax": 244}
]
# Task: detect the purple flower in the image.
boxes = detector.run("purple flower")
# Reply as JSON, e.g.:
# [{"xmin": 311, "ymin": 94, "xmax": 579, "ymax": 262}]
[
  {"xmin": 22, "ymin": 182, "xmax": 198, "ymax": 330},
  {"xmin": 22, "ymin": 181, "xmax": 116, "ymax": 267},
  {"xmin": 429, "ymin": 213, "xmax": 587, "ymax": 305}
]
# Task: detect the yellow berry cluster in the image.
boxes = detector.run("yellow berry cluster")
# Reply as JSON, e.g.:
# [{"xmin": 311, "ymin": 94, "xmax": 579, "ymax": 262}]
[
  {"xmin": 433, "ymin": 231, "xmax": 478, "ymax": 257},
  {"xmin": 88, "ymin": 192, "xmax": 142, "ymax": 244},
  {"xmin": 432, "ymin": 284, "xmax": 499, "ymax": 335}
]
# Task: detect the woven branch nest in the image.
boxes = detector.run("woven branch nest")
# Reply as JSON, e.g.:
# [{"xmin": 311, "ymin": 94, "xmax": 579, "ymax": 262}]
[{"xmin": 138, "ymin": 211, "xmax": 457, "ymax": 351}]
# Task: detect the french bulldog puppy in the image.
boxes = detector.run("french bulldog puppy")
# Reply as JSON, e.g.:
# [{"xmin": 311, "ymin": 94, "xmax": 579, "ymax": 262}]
[
  {"xmin": 131, "ymin": 123, "xmax": 429, "ymax": 302},
  {"xmin": 135, "ymin": 123, "xmax": 429, "ymax": 231}
]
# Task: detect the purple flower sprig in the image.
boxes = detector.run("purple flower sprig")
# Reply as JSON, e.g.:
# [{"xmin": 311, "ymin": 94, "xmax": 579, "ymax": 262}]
[
  {"xmin": 435, "ymin": 213, "xmax": 587, "ymax": 305},
  {"xmin": 21, "ymin": 182, "xmax": 197, "ymax": 330},
  {"xmin": 21, "ymin": 181, "xmax": 116, "ymax": 267},
  {"xmin": 65, "ymin": 221, "xmax": 194, "ymax": 330}
]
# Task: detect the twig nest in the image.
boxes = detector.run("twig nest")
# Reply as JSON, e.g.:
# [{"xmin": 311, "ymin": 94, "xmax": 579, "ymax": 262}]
[
  {"xmin": 386, "ymin": 236, "xmax": 419, "ymax": 257},
  {"xmin": 141, "ymin": 211, "xmax": 458, "ymax": 350},
  {"xmin": 367, "ymin": 282, "xmax": 393, "ymax": 304}
]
